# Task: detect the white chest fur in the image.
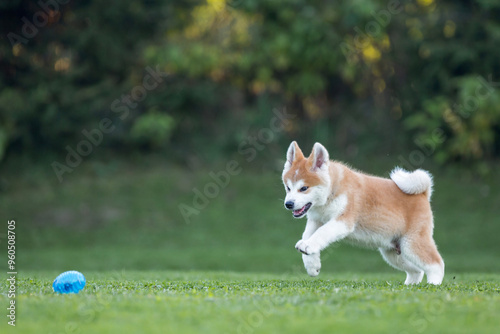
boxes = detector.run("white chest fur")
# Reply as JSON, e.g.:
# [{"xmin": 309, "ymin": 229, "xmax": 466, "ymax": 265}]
[{"xmin": 307, "ymin": 193, "xmax": 348, "ymax": 224}]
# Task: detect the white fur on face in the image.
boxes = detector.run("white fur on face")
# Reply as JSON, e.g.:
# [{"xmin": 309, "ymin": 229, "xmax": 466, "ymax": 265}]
[
  {"xmin": 284, "ymin": 179, "xmax": 330, "ymax": 215},
  {"xmin": 282, "ymin": 141, "xmax": 333, "ymax": 217}
]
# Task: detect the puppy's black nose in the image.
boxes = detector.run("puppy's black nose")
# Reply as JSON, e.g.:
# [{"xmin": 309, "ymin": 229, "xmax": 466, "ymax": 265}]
[{"xmin": 285, "ymin": 201, "xmax": 294, "ymax": 210}]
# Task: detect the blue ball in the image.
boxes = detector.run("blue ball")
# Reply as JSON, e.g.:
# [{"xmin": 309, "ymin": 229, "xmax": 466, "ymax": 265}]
[{"xmin": 53, "ymin": 271, "xmax": 86, "ymax": 294}]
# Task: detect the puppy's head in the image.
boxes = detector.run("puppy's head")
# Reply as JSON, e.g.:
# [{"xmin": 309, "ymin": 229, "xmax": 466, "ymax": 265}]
[{"xmin": 282, "ymin": 141, "xmax": 331, "ymax": 218}]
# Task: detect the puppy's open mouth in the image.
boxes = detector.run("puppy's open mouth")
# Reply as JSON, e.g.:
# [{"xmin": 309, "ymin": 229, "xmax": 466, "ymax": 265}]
[{"xmin": 293, "ymin": 203, "xmax": 312, "ymax": 218}]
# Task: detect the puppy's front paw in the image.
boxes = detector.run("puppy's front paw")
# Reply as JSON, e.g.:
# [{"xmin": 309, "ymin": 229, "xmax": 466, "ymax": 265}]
[
  {"xmin": 295, "ymin": 239, "xmax": 320, "ymax": 255},
  {"xmin": 303, "ymin": 253, "xmax": 321, "ymax": 277}
]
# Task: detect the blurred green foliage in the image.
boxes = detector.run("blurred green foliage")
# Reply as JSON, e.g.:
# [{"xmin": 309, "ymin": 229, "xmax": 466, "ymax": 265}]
[
  {"xmin": 1, "ymin": 0, "xmax": 499, "ymax": 170},
  {"xmin": 131, "ymin": 112, "xmax": 175, "ymax": 148}
]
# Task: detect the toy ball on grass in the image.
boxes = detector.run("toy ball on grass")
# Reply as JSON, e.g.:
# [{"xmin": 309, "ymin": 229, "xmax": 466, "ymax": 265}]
[{"xmin": 53, "ymin": 271, "xmax": 86, "ymax": 294}]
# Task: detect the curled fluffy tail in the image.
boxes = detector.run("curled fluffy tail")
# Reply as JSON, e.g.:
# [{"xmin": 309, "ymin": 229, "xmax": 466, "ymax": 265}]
[{"xmin": 390, "ymin": 167, "xmax": 433, "ymax": 200}]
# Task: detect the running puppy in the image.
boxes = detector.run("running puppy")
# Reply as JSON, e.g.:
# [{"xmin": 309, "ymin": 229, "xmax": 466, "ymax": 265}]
[{"xmin": 282, "ymin": 141, "xmax": 445, "ymax": 285}]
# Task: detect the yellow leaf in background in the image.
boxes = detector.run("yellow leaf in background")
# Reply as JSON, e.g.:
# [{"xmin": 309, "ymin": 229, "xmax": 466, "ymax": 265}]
[
  {"xmin": 381, "ymin": 35, "xmax": 390, "ymax": 50},
  {"xmin": 443, "ymin": 108, "xmax": 464, "ymax": 133},
  {"xmin": 409, "ymin": 27, "xmax": 424, "ymax": 41},
  {"xmin": 207, "ymin": 0, "xmax": 225, "ymax": 12},
  {"xmin": 302, "ymin": 97, "xmax": 322, "ymax": 119},
  {"xmin": 444, "ymin": 20, "xmax": 456, "ymax": 38},
  {"xmin": 417, "ymin": 0, "xmax": 434, "ymax": 7},
  {"xmin": 210, "ymin": 68, "xmax": 225, "ymax": 82},
  {"xmin": 362, "ymin": 44, "xmax": 381, "ymax": 62},
  {"xmin": 54, "ymin": 57, "xmax": 70, "ymax": 72},
  {"xmin": 250, "ymin": 80, "xmax": 265, "ymax": 94},
  {"xmin": 405, "ymin": 18, "xmax": 419, "ymax": 28},
  {"xmin": 12, "ymin": 44, "xmax": 23, "ymax": 56},
  {"xmin": 184, "ymin": 25, "xmax": 202, "ymax": 39}
]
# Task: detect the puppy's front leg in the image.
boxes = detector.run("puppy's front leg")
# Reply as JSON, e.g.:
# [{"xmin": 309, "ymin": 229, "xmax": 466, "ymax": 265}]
[
  {"xmin": 296, "ymin": 219, "xmax": 322, "ymax": 276},
  {"xmin": 296, "ymin": 220, "xmax": 352, "ymax": 255},
  {"xmin": 302, "ymin": 253, "xmax": 321, "ymax": 277}
]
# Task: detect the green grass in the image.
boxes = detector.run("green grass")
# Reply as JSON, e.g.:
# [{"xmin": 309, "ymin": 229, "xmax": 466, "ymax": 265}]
[
  {"xmin": 2, "ymin": 159, "xmax": 499, "ymax": 273},
  {"xmin": 0, "ymin": 157, "xmax": 499, "ymax": 333},
  {"xmin": 1, "ymin": 271, "xmax": 499, "ymax": 334}
]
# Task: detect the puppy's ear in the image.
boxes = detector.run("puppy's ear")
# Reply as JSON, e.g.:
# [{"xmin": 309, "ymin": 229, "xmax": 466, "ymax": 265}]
[
  {"xmin": 284, "ymin": 141, "xmax": 304, "ymax": 171},
  {"xmin": 287, "ymin": 141, "xmax": 304, "ymax": 164},
  {"xmin": 309, "ymin": 142, "xmax": 329, "ymax": 171}
]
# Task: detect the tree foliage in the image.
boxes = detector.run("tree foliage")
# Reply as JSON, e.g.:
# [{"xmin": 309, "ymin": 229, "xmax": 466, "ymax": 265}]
[{"xmin": 1, "ymin": 0, "xmax": 499, "ymax": 169}]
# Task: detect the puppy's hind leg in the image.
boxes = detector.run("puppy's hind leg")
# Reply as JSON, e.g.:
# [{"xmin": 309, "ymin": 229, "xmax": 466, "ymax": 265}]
[
  {"xmin": 402, "ymin": 235, "xmax": 445, "ymax": 285},
  {"xmin": 379, "ymin": 248, "xmax": 424, "ymax": 285}
]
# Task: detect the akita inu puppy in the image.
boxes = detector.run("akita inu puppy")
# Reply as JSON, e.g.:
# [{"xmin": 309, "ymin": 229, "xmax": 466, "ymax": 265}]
[{"xmin": 282, "ymin": 141, "xmax": 444, "ymax": 285}]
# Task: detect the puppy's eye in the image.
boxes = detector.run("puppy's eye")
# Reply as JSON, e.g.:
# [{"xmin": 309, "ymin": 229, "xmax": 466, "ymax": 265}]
[
  {"xmin": 286, "ymin": 186, "xmax": 290, "ymax": 192},
  {"xmin": 299, "ymin": 186, "xmax": 309, "ymax": 192}
]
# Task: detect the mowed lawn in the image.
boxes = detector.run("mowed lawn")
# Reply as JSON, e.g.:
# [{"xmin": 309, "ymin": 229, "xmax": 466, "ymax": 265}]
[
  {"xmin": 1, "ymin": 271, "xmax": 499, "ymax": 334},
  {"xmin": 1, "ymin": 159, "xmax": 499, "ymax": 333},
  {"xmin": 3, "ymin": 160, "xmax": 500, "ymax": 273}
]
